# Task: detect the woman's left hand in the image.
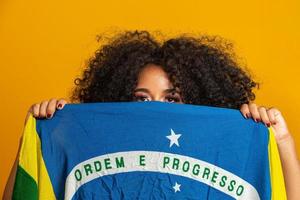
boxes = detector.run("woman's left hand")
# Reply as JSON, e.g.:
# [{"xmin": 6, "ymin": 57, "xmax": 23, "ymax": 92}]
[{"xmin": 240, "ymin": 102, "xmax": 292, "ymax": 144}]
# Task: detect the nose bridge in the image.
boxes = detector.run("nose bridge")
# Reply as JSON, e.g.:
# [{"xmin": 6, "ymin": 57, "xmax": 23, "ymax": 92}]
[{"xmin": 152, "ymin": 93, "xmax": 164, "ymax": 102}]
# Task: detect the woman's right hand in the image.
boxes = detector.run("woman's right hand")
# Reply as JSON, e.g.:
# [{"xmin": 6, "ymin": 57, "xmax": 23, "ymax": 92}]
[
  {"xmin": 25, "ymin": 98, "xmax": 68, "ymax": 124},
  {"xmin": 3, "ymin": 98, "xmax": 67, "ymax": 199}
]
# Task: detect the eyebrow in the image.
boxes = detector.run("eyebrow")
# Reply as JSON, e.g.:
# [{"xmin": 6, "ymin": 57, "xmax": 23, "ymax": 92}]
[{"xmin": 134, "ymin": 88, "xmax": 178, "ymax": 94}]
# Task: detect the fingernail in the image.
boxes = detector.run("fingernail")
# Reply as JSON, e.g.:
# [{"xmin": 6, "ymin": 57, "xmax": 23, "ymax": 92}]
[
  {"xmin": 254, "ymin": 118, "xmax": 258, "ymax": 122},
  {"xmin": 246, "ymin": 113, "xmax": 250, "ymax": 119},
  {"xmin": 47, "ymin": 113, "xmax": 52, "ymax": 118},
  {"xmin": 57, "ymin": 104, "xmax": 62, "ymax": 109},
  {"xmin": 266, "ymin": 123, "xmax": 271, "ymax": 127}
]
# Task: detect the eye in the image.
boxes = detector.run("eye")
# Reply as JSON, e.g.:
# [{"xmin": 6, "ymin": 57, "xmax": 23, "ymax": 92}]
[
  {"xmin": 134, "ymin": 95, "xmax": 150, "ymax": 102},
  {"xmin": 165, "ymin": 96, "xmax": 180, "ymax": 103}
]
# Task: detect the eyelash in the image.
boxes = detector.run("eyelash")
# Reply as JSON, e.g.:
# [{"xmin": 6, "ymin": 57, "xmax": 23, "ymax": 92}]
[
  {"xmin": 165, "ymin": 96, "xmax": 180, "ymax": 102},
  {"xmin": 134, "ymin": 95, "xmax": 180, "ymax": 103},
  {"xmin": 135, "ymin": 96, "xmax": 149, "ymax": 101}
]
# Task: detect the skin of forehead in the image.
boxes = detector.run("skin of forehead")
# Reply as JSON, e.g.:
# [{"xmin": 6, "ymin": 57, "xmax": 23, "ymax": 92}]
[{"xmin": 134, "ymin": 64, "xmax": 183, "ymax": 103}]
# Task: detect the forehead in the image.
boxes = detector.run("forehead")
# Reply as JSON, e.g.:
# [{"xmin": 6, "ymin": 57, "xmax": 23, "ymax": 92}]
[{"xmin": 137, "ymin": 64, "xmax": 173, "ymax": 89}]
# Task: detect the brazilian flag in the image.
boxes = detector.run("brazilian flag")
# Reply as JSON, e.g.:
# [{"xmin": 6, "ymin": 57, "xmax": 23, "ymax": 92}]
[{"xmin": 13, "ymin": 101, "xmax": 286, "ymax": 199}]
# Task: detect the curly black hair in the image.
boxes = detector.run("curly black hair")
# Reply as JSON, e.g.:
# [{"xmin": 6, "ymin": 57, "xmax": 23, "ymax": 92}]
[{"xmin": 70, "ymin": 30, "xmax": 259, "ymax": 109}]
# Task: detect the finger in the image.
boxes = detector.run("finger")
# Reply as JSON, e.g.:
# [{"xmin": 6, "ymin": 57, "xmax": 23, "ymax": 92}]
[
  {"xmin": 32, "ymin": 103, "xmax": 40, "ymax": 118},
  {"xmin": 239, "ymin": 103, "xmax": 250, "ymax": 119},
  {"xmin": 267, "ymin": 107, "xmax": 280, "ymax": 125},
  {"xmin": 248, "ymin": 103, "xmax": 260, "ymax": 122},
  {"xmin": 56, "ymin": 98, "xmax": 68, "ymax": 110},
  {"xmin": 46, "ymin": 98, "xmax": 57, "ymax": 118},
  {"xmin": 258, "ymin": 106, "xmax": 271, "ymax": 127},
  {"xmin": 39, "ymin": 101, "xmax": 48, "ymax": 118}
]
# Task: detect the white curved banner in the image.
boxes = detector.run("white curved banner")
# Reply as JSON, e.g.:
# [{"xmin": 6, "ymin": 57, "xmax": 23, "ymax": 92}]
[{"xmin": 65, "ymin": 151, "xmax": 260, "ymax": 200}]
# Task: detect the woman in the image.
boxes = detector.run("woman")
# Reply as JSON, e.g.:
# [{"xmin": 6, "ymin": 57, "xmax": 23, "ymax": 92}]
[{"xmin": 4, "ymin": 30, "xmax": 300, "ymax": 199}]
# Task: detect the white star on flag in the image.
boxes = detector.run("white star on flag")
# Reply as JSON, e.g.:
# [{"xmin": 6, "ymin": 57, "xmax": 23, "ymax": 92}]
[
  {"xmin": 173, "ymin": 182, "xmax": 181, "ymax": 193},
  {"xmin": 166, "ymin": 129, "xmax": 181, "ymax": 147}
]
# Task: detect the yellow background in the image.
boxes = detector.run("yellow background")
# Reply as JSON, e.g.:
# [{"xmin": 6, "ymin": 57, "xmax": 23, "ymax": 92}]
[{"xmin": 1, "ymin": 0, "xmax": 299, "ymax": 196}]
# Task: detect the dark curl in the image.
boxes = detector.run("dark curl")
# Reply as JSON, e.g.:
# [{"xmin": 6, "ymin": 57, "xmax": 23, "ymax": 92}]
[{"xmin": 70, "ymin": 30, "xmax": 259, "ymax": 109}]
